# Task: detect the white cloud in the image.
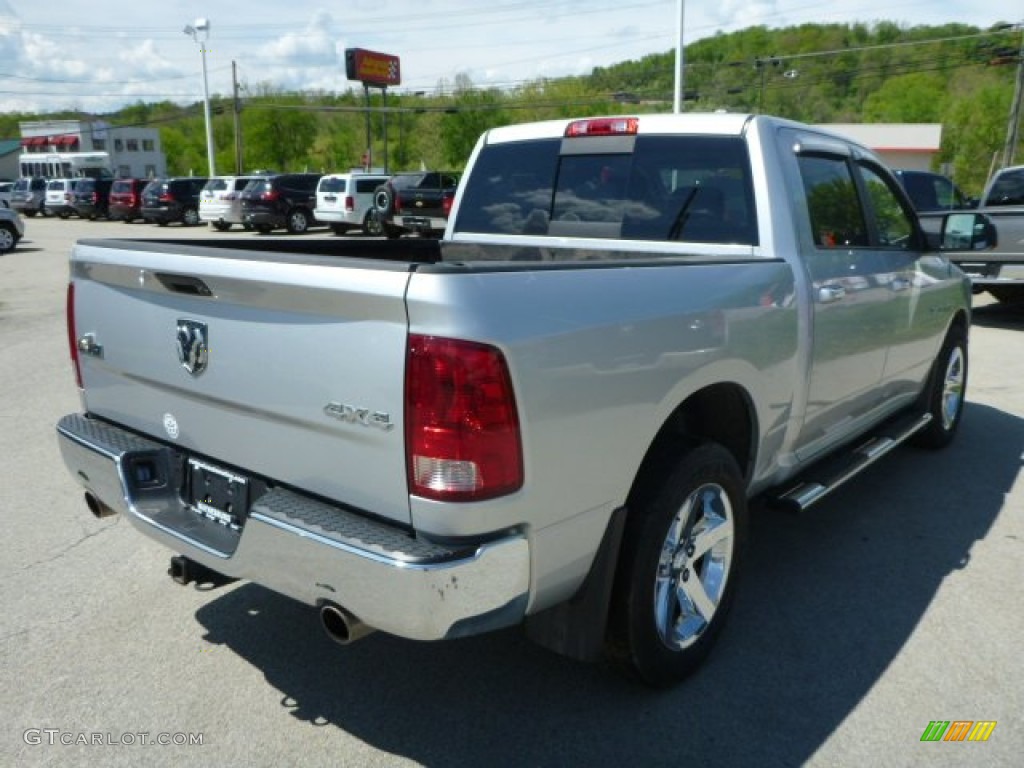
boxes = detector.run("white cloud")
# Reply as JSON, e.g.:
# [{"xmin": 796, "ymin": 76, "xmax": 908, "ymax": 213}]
[{"xmin": 0, "ymin": 1, "xmax": 1012, "ymax": 114}]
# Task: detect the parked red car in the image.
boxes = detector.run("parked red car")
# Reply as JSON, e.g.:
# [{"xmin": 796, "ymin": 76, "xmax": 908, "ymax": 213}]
[{"xmin": 108, "ymin": 178, "xmax": 149, "ymax": 223}]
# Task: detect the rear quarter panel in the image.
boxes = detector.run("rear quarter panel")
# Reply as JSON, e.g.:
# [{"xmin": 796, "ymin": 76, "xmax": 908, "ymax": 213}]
[{"xmin": 406, "ymin": 256, "xmax": 798, "ymax": 607}]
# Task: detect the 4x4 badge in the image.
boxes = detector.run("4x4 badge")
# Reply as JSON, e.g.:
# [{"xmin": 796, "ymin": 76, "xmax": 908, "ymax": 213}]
[{"xmin": 176, "ymin": 319, "xmax": 208, "ymax": 377}]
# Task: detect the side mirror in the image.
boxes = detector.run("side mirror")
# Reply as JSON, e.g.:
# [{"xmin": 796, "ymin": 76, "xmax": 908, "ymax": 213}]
[{"xmin": 940, "ymin": 212, "xmax": 996, "ymax": 251}]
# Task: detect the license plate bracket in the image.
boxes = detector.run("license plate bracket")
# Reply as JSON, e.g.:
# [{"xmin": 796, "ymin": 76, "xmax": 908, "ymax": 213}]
[{"xmin": 187, "ymin": 458, "xmax": 249, "ymax": 530}]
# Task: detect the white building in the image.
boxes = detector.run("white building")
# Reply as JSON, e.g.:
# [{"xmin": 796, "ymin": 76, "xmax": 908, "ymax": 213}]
[
  {"xmin": 18, "ymin": 119, "xmax": 166, "ymax": 179},
  {"xmin": 820, "ymin": 123, "xmax": 943, "ymax": 172}
]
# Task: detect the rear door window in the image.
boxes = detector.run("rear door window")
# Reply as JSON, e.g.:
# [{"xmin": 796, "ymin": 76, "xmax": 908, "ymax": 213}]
[{"xmin": 355, "ymin": 178, "xmax": 383, "ymax": 193}]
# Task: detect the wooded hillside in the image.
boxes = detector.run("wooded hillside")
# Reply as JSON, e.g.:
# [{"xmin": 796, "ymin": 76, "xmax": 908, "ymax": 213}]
[{"xmin": 1, "ymin": 21, "xmax": 1019, "ymax": 195}]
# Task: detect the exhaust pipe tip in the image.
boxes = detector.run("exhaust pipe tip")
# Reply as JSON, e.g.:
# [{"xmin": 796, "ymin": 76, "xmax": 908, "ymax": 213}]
[
  {"xmin": 84, "ymin": 491, "xmax": 116, "ymax": 518},
  {"xmin": 319, "ymin": 603, "xmax": 375, "ymax": 646}
]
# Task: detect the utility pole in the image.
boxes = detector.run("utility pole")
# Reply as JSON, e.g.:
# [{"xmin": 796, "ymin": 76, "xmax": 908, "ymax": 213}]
[
  {"xmin": 673, "ymin": 0, "xmax": 685, "ymax": 113},
  {"xmin": 1002, "ymin": 25, "xmax": 1024, "ymax": 168},
  {"xmin": 232, "ymin": 61, "xmax": 243, "ymax": 174}
]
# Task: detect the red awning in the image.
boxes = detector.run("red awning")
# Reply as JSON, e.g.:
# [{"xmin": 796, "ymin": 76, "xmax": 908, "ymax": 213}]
[{"xmin": 55, "ymin": 134, "xmax": 79, "ymax": 146}]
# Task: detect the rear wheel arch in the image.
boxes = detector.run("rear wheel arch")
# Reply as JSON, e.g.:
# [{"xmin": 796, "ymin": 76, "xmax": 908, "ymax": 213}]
[{"xmin": 626, "ymin": 383, "xmax": 757, "ymax": 512}]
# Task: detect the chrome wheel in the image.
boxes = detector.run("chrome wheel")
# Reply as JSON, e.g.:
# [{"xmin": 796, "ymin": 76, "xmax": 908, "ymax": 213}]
[
  {"xmin": 609, "ymin": 442, "xmax": 747, "ymax": 687},
  {"xmin": 0, "ymin": 226, "xmax": 15, "ymax": 253},
  {"xmin": 912, "ymin": 326, "xmax": 967, "ymax": 450},
  {"xmin": 940, "ymin": 346, "xmax": 965, "ymax": 431},
  {"xmin": 654, "ymin": 482, "xmax": 734, "ymax": 650}
]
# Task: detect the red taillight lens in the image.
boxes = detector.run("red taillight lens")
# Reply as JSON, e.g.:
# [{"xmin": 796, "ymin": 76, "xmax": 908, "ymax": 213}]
[
  {"xmin": 66, "ymin": 283, "xmax": 82, "ymax": 388},
  {"xmin": 158, "ymin": 193, "xmax": 174, "ymax": 202},
  {"xmin": 442, "ymin": 193, "xmax": 454, "ymax": 217},
  {"xmin": 405, "ymin": 335, "xmax": 523, "ymax": 501},
  {"xmin": 565, "ymin": 116, "xmax": 639, "ymax": 137},
  {"xmin": 260, "ymin": 189, "xmax": 280, "ymax": 202},
  {"xmin": 394, "ymin": 193, "xmax": 403, "ymax": 213},
  {"xmin": 345, "ymin": 195, "xmax": 355, "ymax": 211}
]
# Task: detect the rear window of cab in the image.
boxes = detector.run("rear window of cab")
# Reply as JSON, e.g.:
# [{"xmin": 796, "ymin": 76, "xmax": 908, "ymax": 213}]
[{"xmin": 454, "ymin": 134, "xmax": 756, "ymax": 245}]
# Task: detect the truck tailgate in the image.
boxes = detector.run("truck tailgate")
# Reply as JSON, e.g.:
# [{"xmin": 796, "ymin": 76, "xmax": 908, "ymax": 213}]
[{"xmin": 70, "ymin": 240, "xmax": 415, "ymax": 526}]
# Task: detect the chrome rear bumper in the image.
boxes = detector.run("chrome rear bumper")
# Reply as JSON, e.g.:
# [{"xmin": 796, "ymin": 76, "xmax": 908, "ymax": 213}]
[{"xmin": 56, "ymin": 413, "xmax": 530, "ymax": 641}]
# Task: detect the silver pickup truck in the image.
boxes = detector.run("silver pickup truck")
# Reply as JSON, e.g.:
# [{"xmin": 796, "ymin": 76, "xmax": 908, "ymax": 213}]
[
  {"xmin": 922, "ymin": 163, "xmax": 1024, "ymax": 302},
  {"xmin": 56, "ymin": 113, "xmax": 992, "ymax": 687}
]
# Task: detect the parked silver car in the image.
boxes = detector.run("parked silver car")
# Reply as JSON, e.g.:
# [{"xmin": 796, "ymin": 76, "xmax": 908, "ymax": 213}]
[
  {"xmin": 0, "ymin": 180, "xmax": 13, "ymax": 208},
  {"xmin": 10, "ymin": 177, "xmax": 48, "ymax": 217}
]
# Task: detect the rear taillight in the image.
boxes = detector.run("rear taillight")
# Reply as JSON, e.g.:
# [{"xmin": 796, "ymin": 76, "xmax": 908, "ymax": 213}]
[
  {"xmin": 405, "ymin": 335, "xmax": 523, "ymax": 501},
  {"xmin": 159, "ymin": 193, "xmax": 174, "ymax": 203},
  {"xmin": 442, "ymin": 193, "xmax": 454, "ymax": 217},
  {"xmin": 259, "ymin": 189, "xmax": 280, "ymax": 202},
  {"xmin": 394, "ymin": 193, "xmax": 403, "ymax": 213},
  {"xmin": 345, "ymin": 195, "xmax": 355, "ymax": 211},
  {"xmin": 66, "ymin": 283, "xmax": 82, "ymax": 389}
]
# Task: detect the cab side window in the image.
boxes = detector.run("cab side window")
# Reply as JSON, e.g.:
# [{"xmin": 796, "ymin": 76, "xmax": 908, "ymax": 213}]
[{"xmin": 797, "ymin": 154, "xmax": 867, "ymax": 248}]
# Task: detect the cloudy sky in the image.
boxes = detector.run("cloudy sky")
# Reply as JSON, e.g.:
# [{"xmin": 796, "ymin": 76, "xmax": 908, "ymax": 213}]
[{"xmin": 0, "ymin": 0, "xmax": 1016, "ymax": 114}]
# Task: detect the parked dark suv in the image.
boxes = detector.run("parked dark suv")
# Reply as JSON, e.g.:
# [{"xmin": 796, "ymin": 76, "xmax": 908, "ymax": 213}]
[
  {"xmin": 240, "ymin": 173, "xmax": 322, "ymax": 233},
  {"xmin": 71, "ymin": 178, "xmax": 114, "ymax": 220},
  {"xmin": 141, "ymin": 177, "xmax": 209, "ymax": 226},
  {"xmin": 108, "ymin": 178, "xmax": 148, "ymax": 222}
]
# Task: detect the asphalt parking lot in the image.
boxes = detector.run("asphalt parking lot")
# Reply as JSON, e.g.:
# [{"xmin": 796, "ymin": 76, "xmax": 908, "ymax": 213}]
[{"xmin": 1, "ymin": 215, "xmax": 1022, "ymax": 767}]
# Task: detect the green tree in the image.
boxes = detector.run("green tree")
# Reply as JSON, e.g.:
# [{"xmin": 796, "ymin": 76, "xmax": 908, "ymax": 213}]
[{"xmin": 862, "ymin": 73, "xmax": 947, "ymax": 122}]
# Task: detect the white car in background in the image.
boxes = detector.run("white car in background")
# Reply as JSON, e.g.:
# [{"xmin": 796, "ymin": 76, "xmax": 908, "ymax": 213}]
[
  {"xmin": 314, "ymin": 172, "xmax": 390, "ymax": 235},
  {"xmin": 199, "ymin": 175, "xmax": 265, "ymax": 231},
  {"xmin": 45, "ymin": 178, "xmax": 81, "ymax": 218}
]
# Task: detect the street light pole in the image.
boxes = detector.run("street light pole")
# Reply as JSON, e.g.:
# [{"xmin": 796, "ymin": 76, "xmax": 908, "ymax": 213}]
[{"xmin": 184, "ymin": 18, "xmax": 216, "ymax": 178}]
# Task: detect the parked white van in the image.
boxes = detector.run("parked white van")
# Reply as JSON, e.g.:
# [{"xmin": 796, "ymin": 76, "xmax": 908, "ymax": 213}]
[
  {"xmin": 46, "ymin": 178, "xmax": 82, "ymax": 218},
  {"xmin": 199, "ymin": 175, "xmax": 265, "ymax": 230},
  {"xmin": 314, "ymin": 172, "xmax": 390, "ymax": 235}
]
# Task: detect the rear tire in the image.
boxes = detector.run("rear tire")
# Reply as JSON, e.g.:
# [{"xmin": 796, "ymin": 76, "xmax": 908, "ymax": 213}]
[
  {"xmin": 911, "ymin": 325, "xmax": 967, "ymax": 450},
  {"xmin": 286, "ymin": 208, "xmax": 310, "ymax": 234},
  {"xmin": 182, "ymin": 207, "xmax": 200, "ymax": 226},
  {"xmin": 607, "ymin": 443, "xmax": 747, "ymax": 688}
]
